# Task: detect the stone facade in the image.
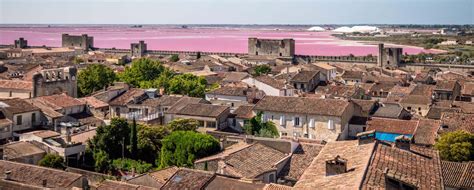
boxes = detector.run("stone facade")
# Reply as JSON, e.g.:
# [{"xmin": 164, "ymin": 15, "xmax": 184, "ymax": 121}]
[
  {"xmin": 378, "ymin": 43, "xmax": 403, "ymax": 68},
  {"xmin": 248, "ymin": 38, "xmax": 295, "ymax": 57},
  {"xmin": 131, "ymin": 41, "xmax": 147, "ymax": 57},
  {"xmin": 14, "ymin": 38, "xmax": 28, "ymax": 49},
  {"xmin": 62, "ymin": 34, "xmax": 94, "ymax": 50},
  {"xmin": 32, "ymin": 67, "xmax": 78, "ymax": 98}
]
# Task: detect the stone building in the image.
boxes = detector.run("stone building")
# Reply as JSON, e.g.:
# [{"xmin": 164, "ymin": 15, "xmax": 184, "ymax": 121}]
[
  {"xmin": 131, "ymin": 40, "xmax": 147, "ymax": 57},
  {"xmin": 62, "ymin": 34, "xmax": 94, "ymax": 50},
  {"xmin": 14, "ymin": 38, "xmax": 28, "ymax": 49},
  {"xmin": 32, "ymin": 67, "xmax": 78, "ymax": 97},
  {"xmin": 248, "ymin": 38, "xmax": 295, "ymax": 57},
  {"xmin": 378, "ymin": 43, "xmax": 403, "ymax": 68}
]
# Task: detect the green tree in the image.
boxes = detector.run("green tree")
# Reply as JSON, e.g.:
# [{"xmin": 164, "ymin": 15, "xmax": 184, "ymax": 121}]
[
  {"xmin": 93, "ymin": 150, "xmax": 110, "ymax": 172},
  {"xmin": 89, "ymin": 118, "xmax": 130, "ymax": 159},
  {"xmin": 137, "ymin": 125, "xmax": 169, "ymax": 164},
  {"xmin": 167, "ymin": 74, "xmax": 207, "ymax": 97},
  {"xmin": 159, "ymin": 131, "xmax": 220, "ymax": 168},
  {"xmin": 130, "ymin": 118, "xmax": 138, "ymax": 159},
  {"xmin": 166, "ymin": 118, "xmax": 199, "ymax": 132},
  {"xmin": 111, "ymin": 158, "xmax": 153, "ymax": 174},
  {"xmin": 169, "ymin": 54, "xmax": 180, "ymax": 62},
  {"xmin": 77, "ymin": 64, "xmax": 116, "ymax": 96},
  {"xmin": 252, "ymin": 65, "xmax": 271, "ymax": 76},
  {"xmin": 119, "ymin": 58, "xmax": 167, "ymax": 87},
  {"xmin": 243, "ymin": 112, "xmax": 279, "ymax": 138},
  {"xmin": 435, "ymin": 131, "xmax": 474, "ymax": 162},
  {"xmin": 38, "ymin": 154, "xmax": 64, "ymax": 169}
]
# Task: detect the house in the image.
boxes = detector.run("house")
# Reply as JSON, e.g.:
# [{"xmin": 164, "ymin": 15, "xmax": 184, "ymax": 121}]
[
  {"xmin": 194, "ymin": 141, "xmax": 291, "ymax": 183},
  {"xmin": 399, "ymin": 94, "xmax": 432, "ymax": 117},
  {"xmin": 441, "ymin": 161, "xmax": 474, "ymax": 190},
  {"xmin": 2, "ymin": 141, "xmax": 46, "ymax": 164},
  {"xmin": 413, "ymin": 73, "xmax": 435, "ymax": 85},
  {"xmin": 459, "ymin": 82, "xmax": 474, "ymax": 102},
  {"xmin": 341, "ymin": 70, "xmax": 364, "ymax": 85},
  {"xmin": 229, "ymin": 105, "xmax": 254, "ymax": 133},
  {"xmin": 313, "ymin": 63, "xmax": 336, "ymax": 81},
  {"xmin": 369, "ymin": 81, "xmax": 397, "ymax": 100},
  {"xmin": 79, "ymin": 96, "xmax": 109, "ymax": 119},
  {"xmin": 0, "ymin": 110, "xmax": 13, "ymax": 142},
  {"xmin": 347, "ymin": 99, "xmax": 377, "ymax": 138},
  {"xmin": 166, "ymin": 103, "xmax": 230, "ymax": 133},
  {"xmin": 290, "ymin": 71, "xmax": 320, "ymax": 92},
  {"xmin": 109, "ymin": 88, "xmax": 147, "ymax": 118},
  {"xmin": 277, "ymin": 142, "xmax": 324, "ymax": 186},
  {"xmin": 362, "ymin": 138, "xmax": 443, "ymax": 190},
  {"xmin": 253, "ymin": 96, "xmax": 354, "ymax": 141},
  {"xmin": 372, "ymin": 103, "xmax": 411, "ymax": 120},
  {"xmin": 0, "ymin": 160, "xmax": 88, "ymax": 189},
  {"xmin": 413, "ymin": 119, "xmax": 440, "ymax": 146},
  {"xmin": 434, "ymin": 80, "xmax": 461, "ymax": 101},
  {"xmin": 366, "ymin": 118, "xmax": 418, "ymax": 142},
  {"xmin": 205, "ymin": 86, "xmax": 263, "ymax": 109},
  {"xmin": 293, "ymin": 140, "xmax": 375, "ymax": 189},
  {"xmin": 440, "ymin": 112, "xmax": 474, "ymax": 134},
  {"xmin": 242, "ymin": 75, "xmax": 296, "ymax": 96},
  {"xmin": 0, "ymin": 98, "xmax": 41, "ymax": 136}
]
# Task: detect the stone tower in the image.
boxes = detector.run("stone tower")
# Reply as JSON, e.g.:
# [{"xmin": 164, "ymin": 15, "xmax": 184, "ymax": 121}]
[
  {"xmin": 248, "ymin": 38, "xmax": 295, "ymax": 57},
  {"xmin": 62, "ymin": 34, "xmax": 94, "ymax": 50},
  {"xmin": 32, "ymin": 66, "xmax": 78, "ymax": 98},
  {"xmin": 131, "ymin": 41, "xmax": 147, "ymax": 57},
  {"xmin": 14, "ymin": 38, "xmax": 28, "ymax": 49},
  {"xmin": 378, "ymin": 43, "xmax": 403, "ymax": 68}
]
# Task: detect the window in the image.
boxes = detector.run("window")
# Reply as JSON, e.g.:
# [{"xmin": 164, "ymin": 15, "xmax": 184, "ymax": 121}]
[
  {"xmin": 232, "ymin": 118, "xmax": 236, "ymax": 127},
  {"xmin": 268, "ymin": 173, "xmax": 275, "ymax": 182},
  {"xmin": 281, "ymin": 132, "xmax": 288, "ymax": 136},
  {"xmin": 418, "ymin": 107, "xmax": 421, "ymax": 111},
  {"xmin": 16, "ymin": 115, "xmax": 22, "ymax": 125},
  {"xmin": 9, "ymin": 91, "xmax": 12, "ymax": 97},
  {"xmin": 294, "ymin": 117, "xmax": 300, "ymax": 126},
  {"xmin": 300, "ymin": 84, "xmax": 304, "ymax": 89},
  {"xmin": 115, "ymin": 107, "xmax": 120, "ymax": 117},
  {"xmin": 309, "ymin": 119, "xmax": 315, "ymax": 128},
  {"xmin": 328, "ymin": 119, "xmax": 334, "ymax": 130},
  {"xmin": 31, "ymin": 113, "xmax": 36, "ymax": 124},
  {"xmin": 280, "ymin": 115, "xmax": 285, "ymax": 126},
  {"xmin": 407, "ymin": 107, "xmax": 412, "ymax": 110}
]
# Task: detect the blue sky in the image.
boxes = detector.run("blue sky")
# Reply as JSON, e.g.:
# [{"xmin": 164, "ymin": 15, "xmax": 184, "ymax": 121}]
[{"xmin": 1, "ymin": 0, "xmax": 472, "ymax": 24}]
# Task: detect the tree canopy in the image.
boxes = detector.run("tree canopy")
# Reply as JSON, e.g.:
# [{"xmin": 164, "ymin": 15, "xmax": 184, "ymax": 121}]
[
  {"xmin": 38, "ymin": 154, "xmax": 65, "ymax": 169},
  {"xmin": 167, "ymin": 74, "xmax": 207, "ymax": 97},
  {"xmin": 111, "ymin": 158, "xmax": 153, "ymax": 174},
  {"xmin": 159, "ymin": 131, "xmax": 220, "ymax": 168},
  {"xmin": 89, "ymin": 118, "xmax": 130, "ymax": 159},
  {"xmin": 435, "ymin": 130, "xmax": 474, "ymax": 162},
  {"xmin": 77, "ymin": 64, "xmax": 116, "ymax": 97},
  {"xmin": 166, "ymin": 118, "xmax": 199, "ymax": 132},
  {"xmin": 252, "ymin": 65, "xmax": 272, "ymax": 76},
  {"xmin": 119, "ymin": 58, "xmax": 167, "ymax": 87},
  {"xmin": 243, "ymin": 112, "xmax": 279, "ymax": 138}
]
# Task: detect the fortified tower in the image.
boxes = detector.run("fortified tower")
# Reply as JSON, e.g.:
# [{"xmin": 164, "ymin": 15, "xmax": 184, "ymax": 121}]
[
  {"xmin": 377, "ymin": 43, "xmax": 403, "ymax": 68},
  {"xmin": 32, "ymin": 66, "xmax": 78, "ymax": 97},
  {"xmin": 131, "ymin": 41, "xmax": 147, "ymax": 57},
  {"xmin": 14, "ymin": 38, "xmax": 28, "ymax": 49},
  {"xmin": 248, "ymin": 38, "xmax": 295, "ymax": 57},
  {"xmin": 62, "ymin": 34, "xmax": 94, "ymax": 50}
]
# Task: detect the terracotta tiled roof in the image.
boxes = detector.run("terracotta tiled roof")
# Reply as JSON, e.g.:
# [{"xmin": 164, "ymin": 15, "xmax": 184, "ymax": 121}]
[
  {"xmin": 352, "ymin": 99, "xmax": 376, "ymax": 114},
  {"xmin": 23, "ymin": 130, "xmax": 61, "ymax": 139},
  {"xmin": 254, "ymin": 75, "xmax": 291, "ymax": 90},
  {"xmin": 138, "ymin": 95, "xmax": 182, "ymax": 107},
  {"xmin": 0, "ymin": 160, "xmax": 83, "ymax": 188},
  {"xmin": 254, "ymin": 96, "xmax": 350, "ymax": 117},
  {"xmin": 440, "ymin": 112, "xmax": 474, "ymax": 133},
  {"xmin": 413, "ymin": 119, "xmax": 440, "ymax": 145},
  {"xmin": 315, "ymin": 85, "xmax": 359, "ymax": 98},
  {"xmin": 3, "ymin": 141, "xmax": 45, "ymax": 160},
  {"xmin": 290, "ymin": 71, "xmax": 319, "ymax": 83},
  {"xmin": 233, "ymin": 105, "xmax": 254, "ymax": 119},
  {"xmin": 372, "ymin": 103, "xmax": 405, "ymax": 119},
  {"xmin": 35, "ymin": 94, "xmax": 85, "ymax": 109},
  {"xmin": 441, "ymin": 161, "xmax": 474, "ymax": 189},
  {"xmin": 208, "ymin": 86, "xmax": 248, "ymax": 97},
  {"xmin": 461, "ymin": 82, "xmax": 474, "ymax": 96},
  {"xmin": 435, "ymin": 80, "xmax": 458, "ymax": 91},
  {"xmin": 279, "ymin": 143, "xmax": 324, "ymax": 182},
  {"xmin": 70, "ymin": 129, "xmax": 97, "ymax": 144},
  {"xmin": 25, "ymin": 98, "xmax": 63, "ymax": 118},
  {"xmin": 362, "ymin": 144, "xmax": 443, "ymax": 190},
  {"xmin": 148, "ymin": 166, "xmax": 179, "ymax": 185},
  {"xmin": 206, "ymin": 175, "xmax": 266, "ymax": 190},
  {"xmin": 175, "ymin": 103, "xmax": 229, "ymax": 118},
  {"xmin": 0, "ymin": 79, "xmax": 33, "ymax": 90},
  {"xmin": 161, "ymin": 168, "xmax": 215, "ymax": 190},
  {"xmin": 294, "ymin": 140, "xmax": 375, "ymax": 190},
  {"xmin": 222, "ymin": 72, "xmax": 249, "ymax": 82},
  {"xmin": 97, "ymin": 179, "xmax": 155, "ymax": 190},
  {"xmin": 165, "ymin": 97, "xmax": 208, "ymax": 114},
  {"xmin": 410, "ymin": 84, "xmax": 435, "ymax": 96},
  {"xmin": 341, "ymin": 70, "xmax": 364, "ymax": 79},
  {"xmin": 109, "ymin": 88, "xmax": 146, "ymax": 106},
  {"xmin": 426, "ymin": 106, "xmax": 460, "ymax": 120},
  {"xmin": 263, "ymin": 183, "xmax": 292, "ymax": 190},
  {"xmin": 367, "ymin": 118, "xmax": 419, "ymax": 135},
  {"xmin": 223, "ymin": 143, "xmax": 288, "ymax": 178},
  {"xmin": 79, "ymin": 96, "xmax": 108, "ymax": 108},
  {"xmin": 400, "ymin": 95, "xmax": 432, "ymax": 105},
  {"xmin": 0, "ymin": 98, "xmax": 40, "ymax": 114}
]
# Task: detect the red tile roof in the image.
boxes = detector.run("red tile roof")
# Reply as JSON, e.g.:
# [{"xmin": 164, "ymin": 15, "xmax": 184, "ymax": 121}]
[{"xmin": 366, "ymin": 118, "xmax": 419, "ymax": 135}]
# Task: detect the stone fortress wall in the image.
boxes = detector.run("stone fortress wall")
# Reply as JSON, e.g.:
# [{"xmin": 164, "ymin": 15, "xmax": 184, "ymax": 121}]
[
  {"xmin": 32, "ymin": 66, "xmax": 78, "ymax": 97},
  {"xmin": 62, "ymin": 34, "xmax": 94, "ymax": 50}
]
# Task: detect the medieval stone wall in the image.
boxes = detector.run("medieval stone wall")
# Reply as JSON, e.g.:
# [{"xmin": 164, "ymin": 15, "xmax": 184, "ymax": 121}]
[
  {"xmin": 62, "ymin": 34, "xmax": 94, "ymax": 50},
  {"xmin": 248, "ymin": 38, "xmax": 295, "ymax": 57},
  {"xmin": 32, "ymin": 67, "xmax": 78, "ymax": 97}
]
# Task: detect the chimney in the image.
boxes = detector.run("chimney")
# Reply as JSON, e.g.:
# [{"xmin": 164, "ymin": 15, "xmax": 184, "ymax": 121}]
[
  {"xmin": 394, "ymin": 135, "xmax": 411, "ymax": 150},
  {"xmin": 326, "ymin": 155, "xmax": 347, "ymax": 176},
  {"xmin": 356, "ymin": 130, "xmax": 376, "ymax": 145},
  {"xmin": 4, "ymin": 171, "xmax": 11, "ymax": 180}
]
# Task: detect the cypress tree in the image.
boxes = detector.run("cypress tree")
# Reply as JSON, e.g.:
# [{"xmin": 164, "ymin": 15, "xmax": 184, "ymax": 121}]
[{"xmin": 130, "ymin": 117, "xmax": 138, "ymax": 159}]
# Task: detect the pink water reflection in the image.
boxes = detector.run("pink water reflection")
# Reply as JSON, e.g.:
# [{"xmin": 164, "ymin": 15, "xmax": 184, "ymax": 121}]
[{"xmin": 0, "ymin": 27, "xmax": 443, "ymax": 56}]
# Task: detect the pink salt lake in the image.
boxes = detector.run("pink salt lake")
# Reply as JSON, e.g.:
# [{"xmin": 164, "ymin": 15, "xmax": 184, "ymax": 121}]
[{"xmin": 0, "ymin": 27, "xmax": 443, "ymax": 56}]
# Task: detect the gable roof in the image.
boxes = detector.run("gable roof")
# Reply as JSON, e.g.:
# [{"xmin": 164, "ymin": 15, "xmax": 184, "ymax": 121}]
[
  {"xmin": 3, "ymin": 141, "xmax": 45, "ymax": 160},
  {"xmin": 175, "ymin": 103, "xmax": 229, "ymax": 118},
  {"xmin": 165, "ymin": 96, "xmax": 208, "ymax": 114},
  {"xmin": 207, "ymin": 86, "xmax": 248, "ymax": 97},
  {"xmin": 367, "ymin": 118, "xmax": 419, "ymax": 135},
  {"xmin": 109, "ymin": 88, "xmax": 146, "ymax": 106},
  {"xmin": 161, "ymin": 168, "xmax": 215, "ymax": 190},
  {"xmin": 440, "ymin": 112, "xmax": 474, "ymax": 133},
  {"xmin": 35, "ymin": 93, "xmax": 85, "ymax": 109},
  {"xmin": 0, "ymin": 79, "xmax": 33, "ymax": 90},
  {"xmin": 290, "ymin": 71, "xmax": 319, "ymax": 83},
  {"xmin": 441, "ymin": 161, "xmax": 474, "ymax": 189},
  {"xmin": 254, "ymin": 75, "xmax": 291, "ymax": 90},
  {"xmin": 254, "ymin": 96, "xmax": 350, "ymax": 117},
  {"xmin": 0, "ymin": 98, "xmax": 40, "ymax": 114},
  {"xmin": 278, "ymin": 143, "xmax": 324, "ymax": 182},
  {"xmin": 372, "ymin": 103, "xmax": 405, "ymax": 119},
  {"xmin": 79, "ymin": 96, "xmax": 108, "ymax": 108},
  {"xmin": 362, "ymin": 144, "xmax": 443, "ymax": 190},
  {"xmin": 233, "ymin": 105, "xmax": 255, "ymax": 119},
  {"xmin": 413, "ymin": 119, "xmax": 440, "ymax": 146}
]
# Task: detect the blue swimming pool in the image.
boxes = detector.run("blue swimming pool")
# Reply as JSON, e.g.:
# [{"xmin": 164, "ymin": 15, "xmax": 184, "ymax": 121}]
[{"xmin": 375, "ymin": 132, "xmax": 413, "ymax": 142}]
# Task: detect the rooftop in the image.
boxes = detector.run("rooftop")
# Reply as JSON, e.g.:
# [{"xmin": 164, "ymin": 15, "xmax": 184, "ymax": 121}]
[
  {"xmin": 290, "ymin": 71, "xmax": 319, "ymax": 83},
  {"xmin": 294, "ymin": 140, "xmax": 375, "ymax": 190},
  {"xmin": 161, "ymin": 168, "xmax": 215, "ymax": 190},
  {"xmin": 233, "ymin": 105, "xmax": 255, "ymax": 119},
  {"xmin": 175, "ymin": 103, "xmax": 229, "ymax": 118},
  {"xmin": 3, "ymin": 141, "xmax": 45, "ymax": 160},
  {"xmin": 441, "ymin": 161, "xmax": 474, "ymax": 189},
  {"xmin": 109, "ymin": 88, "xmax": 146, "ymax": 106},
  {"xmin": 79, "ymin": 96, "xmax": 109, "ymax": 108},
  {"xmin": 207, "ymin": 86, "xmax": 248, "ymax": 97},
  {"xmin": 440, "ymin": 112, "xmax": 474, "ymax": 133},
  {"xmin": 0, "ymin": 98, "xmax": 40, "ymax": 114},
  {"xmin": 35, "ymin": 93, "xmax": 85, "ymax": 109},
  {"xmin": 0, "ymin": 79, "xmax": 33, "ymax": 90},
  {"xmin": 254, "ymin": 96, "xmax": 350, "ymax": 117},
  {"xmin": 278, "ymin": 143, "xmax": 324, "ymax": 182},
  {"xmin": 367, "ymin": 118, "xmax": 419, "ymax": 135},
  {"xmin": 413, "ymin": 119, "xmax": 440, "ymax": 146}
]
